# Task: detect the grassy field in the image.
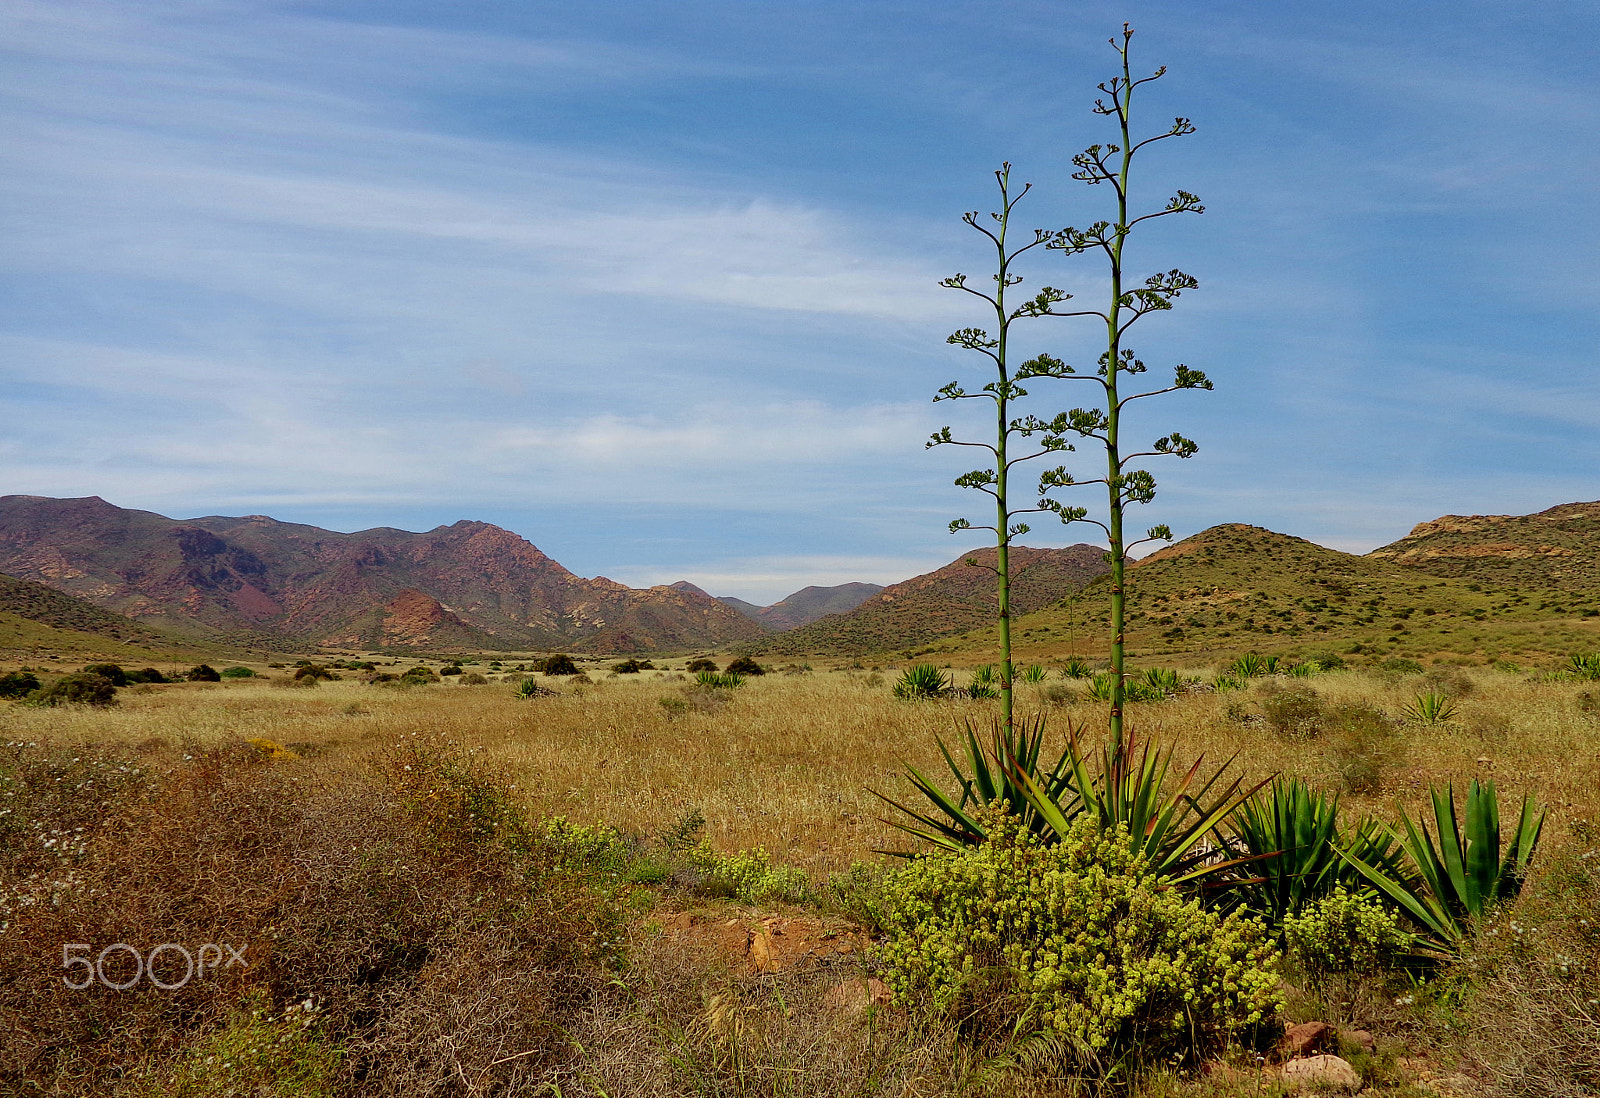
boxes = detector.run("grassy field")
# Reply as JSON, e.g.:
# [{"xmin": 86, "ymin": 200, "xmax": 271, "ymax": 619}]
[
  {"xmin": 9, "ymin": 663, "xmax": 1597, "ymax": 873},
  {"xmin": 3, "ymin": 662, "xmax": 1597, "ymax": 1095}
]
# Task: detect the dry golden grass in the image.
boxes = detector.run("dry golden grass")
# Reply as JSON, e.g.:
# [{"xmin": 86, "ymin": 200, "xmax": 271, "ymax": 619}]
[{"xmin": 10, "ymin": 664, "xmax": 1598, "ymax": 877}]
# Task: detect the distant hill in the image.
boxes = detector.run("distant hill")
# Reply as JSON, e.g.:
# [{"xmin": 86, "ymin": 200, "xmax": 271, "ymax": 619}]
[
  {"xmin": 747, "ymin": 545, "xmax": 1109, "ymax": 657},
  {"xmin": 928, "ymin": 522, "xmax": 1600, "ymax": 667},
  {"xmin": 0, "ymin": 495, "xmax": 768, "ymax": 654},
  {"xmin": 0, "ymin": 572, "xmax": 196, "ymax": 658},
  {"xmin": 758, "ymin": 582, "xmax": 884, "ymax": 630},
  {"xmin": 1367, "ymin": 501, "xmax": 1600, "ymax": 591},
  {"xmin": 673, "ymin": 580, "xmax": 885, "ymax": 631}
]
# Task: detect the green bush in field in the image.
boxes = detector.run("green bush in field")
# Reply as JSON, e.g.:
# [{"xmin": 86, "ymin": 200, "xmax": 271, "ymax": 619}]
[
  {"xmin": 0, "ymin": 670, "xmax": 41, "ymax": 698},
  {"xmin": 685, "ymin": 658, "xmax": 718, "ymax": 674},
  {"xmin": 540, "ymin": 653, "xmax": 579, "ymax": 676},
  {"xmin": 125, "ymin": 667, "xmax": 170, "ymax": 684},
  {"xmin": 723, "ymin": 655, "xmax": 766, "ymax": 676},
  {"xmin": 876, "ymin": 812, "xmax": 1280, "ymax": 1073},
  {"xmin": 186, "ymin": 664, "xmax": 222, "ymax": 682},
  {"xmin": 31, "ymin": 672, "xmax": 118, "ymax": 708},
  {"xmin": 610, "ymin": 659, "xmax": 643, "ymax": 674},
  {"xmin": 1284, "ymin": 887, "xmax": 1413, "ymax": 984},
  {"xmin": 688, "ymin": 844, "xmax": 808, "ymax": 904},
  {"xmin": 219, "ymin": 666, "xmax": 256, "ymax": 679},
  {"xmin": 81, "ymin": 663, "xmax": 128, "ymax": 687}
]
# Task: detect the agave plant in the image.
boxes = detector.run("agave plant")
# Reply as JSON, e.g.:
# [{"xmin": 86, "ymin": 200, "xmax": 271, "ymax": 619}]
[
  {"xmin": 1059, "ymin": 658, "xmax": 1094, "ymax": 679},
  {"xmin": 1228, "ymin": 652, "xmax": 1269, "ymax": 678},
  {"xmin": 891, "ymin": 664, "xmax": 951, "ymax": 700},
  {"xmin": 966, "ymin": 664, "xmax": 999, "ymax": 700},
  {"xmin": 1019, "ymin": 664, "xmax": 1049, "ymax": 685},
  {"xmin": 1004, "ymin": 726, "xmax": 1267, "ymax": 886},
  {"xmin": 873, "ymin": 714, "xmax": 1074, "ymax": 852},
  {"xmin": 1224, "ymin": 777, "xmax": 1406, "ymax": 931},
  {"xmin": 1140, "ymin": 667, "xmax": 1182, "ymax": 697},
  {"xmin": 1085, "ymin": 673, "xmax": 1117, "ymax": 702},
  {"xmin": 1403, "ymin": 691, "xmax": 1457, "ymax": 724},
  {"xmin": 1566, "ymin": 653, "xmax": 1600, "ymax": 680},
  {"xmin": 1338, "ymin": 779, "xmax": 1546, "ymax": 953},
  {"xmin": 1286, "ymin": 660, "xmax": 1321, "ymax": 679},
  {"xmin": 695, "ymin": 670, "xmax": 745, "ymax": 690}
]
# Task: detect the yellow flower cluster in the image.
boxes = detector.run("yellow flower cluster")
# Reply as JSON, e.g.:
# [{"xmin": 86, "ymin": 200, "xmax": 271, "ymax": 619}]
[{"xmin": 876, "ymin": 811, "xmax": 1281, "ymax": 1068}]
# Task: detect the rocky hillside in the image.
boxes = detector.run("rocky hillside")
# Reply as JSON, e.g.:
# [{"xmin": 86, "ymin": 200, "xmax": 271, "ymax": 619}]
[
  {"xmin": 0, "ymin": 572, "xmax": 199, "ymax": 658},
  {"xmin": 1367, "ymin": 501, "xmax": 1600, "ymax": 591},
  {"xmin": 747, "ymin": 544, "xmax": 1109, "ymax": 657},
  {"xmin": 680, "ymin": 581, "xmax": 885, "ymax": 631},
  {"xmin": 933, "ymin": 521, "xmax": 1600, "ymax": 667},
  {"xmin": 0, "ymin": 496, "xmax": 767, "ymax": 654}
]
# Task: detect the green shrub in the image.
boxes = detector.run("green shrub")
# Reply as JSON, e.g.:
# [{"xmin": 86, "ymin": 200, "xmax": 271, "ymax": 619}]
[
  {"xmin": 723, "ymin": 655, "xmax": 766, "ymax": 676},
  {"xmin": 397, "ymin": 666, "xmax": 437, "ymax": 685},
  {"xmin": 876, "ymin": 812, "xmax": 1280, "ymax": 1074},
  {"xmin": 124, "ymin": 667, "xmax": 170, "ymax": 684},
  {"xmin": 540, "ymin": 653, "xmax": 579, "ymax": 676},
  {"xmin": 142, "ymin": 989, "xmax": 339, "ymax": 1097},
  {"xmin": 892, "ymin": 664, "xmax": 950, "ymax": 700},
  {"xmin": 1381, "ymin": 657, "xmax": 1425, "ymax": 674},
  {"xmin": 219, "ymin": 666, "xmax": 256, "ymax": 679},
  {"xmin": 610, "ymin": 659, "xmax": 643, "ymax": 674},
  {"xmin": 0, "ymin": 670, "xmax": 41, "ymax": 698},
  {"xmin": 1261, "ymin": 685, "xmax": 1324, "ymax": 737},
  {"xmin": 821, "ymin": 861, "xmax": 891, "ymax": 931},
  {"xmin": 294, "ymin": 664, "xmax": 336, "ymax": 682},
  {"xmin": 438, "ymin": 664, "xmax": 463, "ymax": 676},
  {"xmin": 81, "ymin": 663, "xmax": 128, "ymax": 687},
  {"xmin": 1325, "ymin": 702, "xmax": 1403, "ymax": 794},
  {"xmin": 458, "ymin": 671, "xmax": 488, "ymax": 685},
  {"xmin": 685, "ymin": 658, "xmax": 718, "ymax": 674},
  {"xmin": 1284, "ymin": 886, "xmax": 1413, "ymax": 983},
  {"xmin": 186, "ymin": 664, "xmax": 222, "ymax": 682},
  {"xmin": 689, "ymin": 844, "xmax": 809, "ymax": 904},
  {"xmin": 31, "ymin": 672, "xmax": 118, "ymax": 707}
]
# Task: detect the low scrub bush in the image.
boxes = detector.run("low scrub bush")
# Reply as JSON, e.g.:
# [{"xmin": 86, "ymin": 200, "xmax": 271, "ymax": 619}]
[
  {"xmin": 1261, "ymin": 684, "xmax": 1324, "ymax": 737},
  {"xmin": 81, "ymin": 662, "xmax": 128, "ymax": 687},
  {"xmin": 0, "ymin": 740, "xmax": 628, "ymax": 1096},
  {"xmin": 0, "ymin": 670, "xmax": 41, "ymax": 698},
  {"xmin": 723, "ymin": 655, "xmax": 766, "ymax": 676},
  {"xmin": 685, "ymin": 658, "xmax": 718, "ymax": 674},
  {"xmin": 876, "ymin": 812, "xmax": 1281, "ymax": 1079},
  {"xmin": 186, "ymin": 664, "xmax": 222, "ymax": 682},
  {"xmin": 30, "ymin": 672, "xmax": 117, "ymax": 707},
  {"xmin": 1284, "ymin": 886, "xmax": 1414, "ymax": 998},
  {"xmin": 125, "ymin": 668, "xmax": 169, "ymax": 684},
  {"xmin": 1324, "ymin": 701, "xmax": 1403, "ymax": 794},
  {"xmin": 688, "ymin": 844, "xmax": 809, "ymax": 905},
  {"xmin": 219, "ymin": 666, "xmax": 256, "ymax": 679},
  {"xmin": 1446, "ymin": 844, "xmax": 1600, "ymax": 1096},
  {"xmin": 610, "ymin": 659, "xmax": 644, "ymax": 674},
  {"xmin": 539, "ymin": 653, "xmax": 579, "ymax": 676}
]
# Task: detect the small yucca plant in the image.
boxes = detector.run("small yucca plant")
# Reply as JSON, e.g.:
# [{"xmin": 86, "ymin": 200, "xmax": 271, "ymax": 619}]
[
  {"xmin": 695, "ymin": 671, "xmax": 745, "ymax": 690},
  {"xmin": 966, "ymin": 664, "xmax": 1000, "ymax": 700},
  {"xmin": 892, "ymin": 664, "xmax": 950, "ymax": 700},
  {"xmin": 1404, "ymin": 691, "xmax": 1457, "ymax": 724},
  {"xmin": 1228, "ymin": 653, "xmax": 1269, "ymax": 678},
  {"xmin": 1019, "ymin": 664, "xmax": 1048, "ymax": 685},
  {"xmin": 1565, "ymin": 653, "xmax": 1600, "ymax": 680},
  {"xmin": 1059, "ymin": 658, "xmax": 1094, "ymax": 679}
]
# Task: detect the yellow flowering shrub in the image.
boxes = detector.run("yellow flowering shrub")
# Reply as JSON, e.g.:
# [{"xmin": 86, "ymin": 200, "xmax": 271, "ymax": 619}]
[{"xmin": 876, "ymin": 812, "xmax": 1281, "ymax": 1070}]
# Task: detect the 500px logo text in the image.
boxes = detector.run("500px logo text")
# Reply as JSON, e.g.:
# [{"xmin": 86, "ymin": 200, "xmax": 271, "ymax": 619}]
[{"xmin": 62, "ymin": 942, "xmax": 248, "ymax": 990}]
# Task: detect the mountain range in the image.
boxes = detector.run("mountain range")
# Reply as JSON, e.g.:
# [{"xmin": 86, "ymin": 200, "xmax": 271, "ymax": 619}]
[{"xmin": 3, "ymin": 494, "xmax": 1597, "ymax": 662}]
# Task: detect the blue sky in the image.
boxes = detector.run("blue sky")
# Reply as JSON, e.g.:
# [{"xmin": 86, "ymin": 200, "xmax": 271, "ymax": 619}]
[{"xmin": 2, "ymin": 1, "xmax": 1596, "ymax": 602}]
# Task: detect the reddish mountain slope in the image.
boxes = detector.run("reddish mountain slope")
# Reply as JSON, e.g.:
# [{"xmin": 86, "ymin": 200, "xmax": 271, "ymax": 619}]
[
  {"xmin": 747, "ymin": 544, "xmax": 1109, "ymax": 656},
  {"xmin": 0, "ymin": 496, "xmax": 766, "ymax": 653}
]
